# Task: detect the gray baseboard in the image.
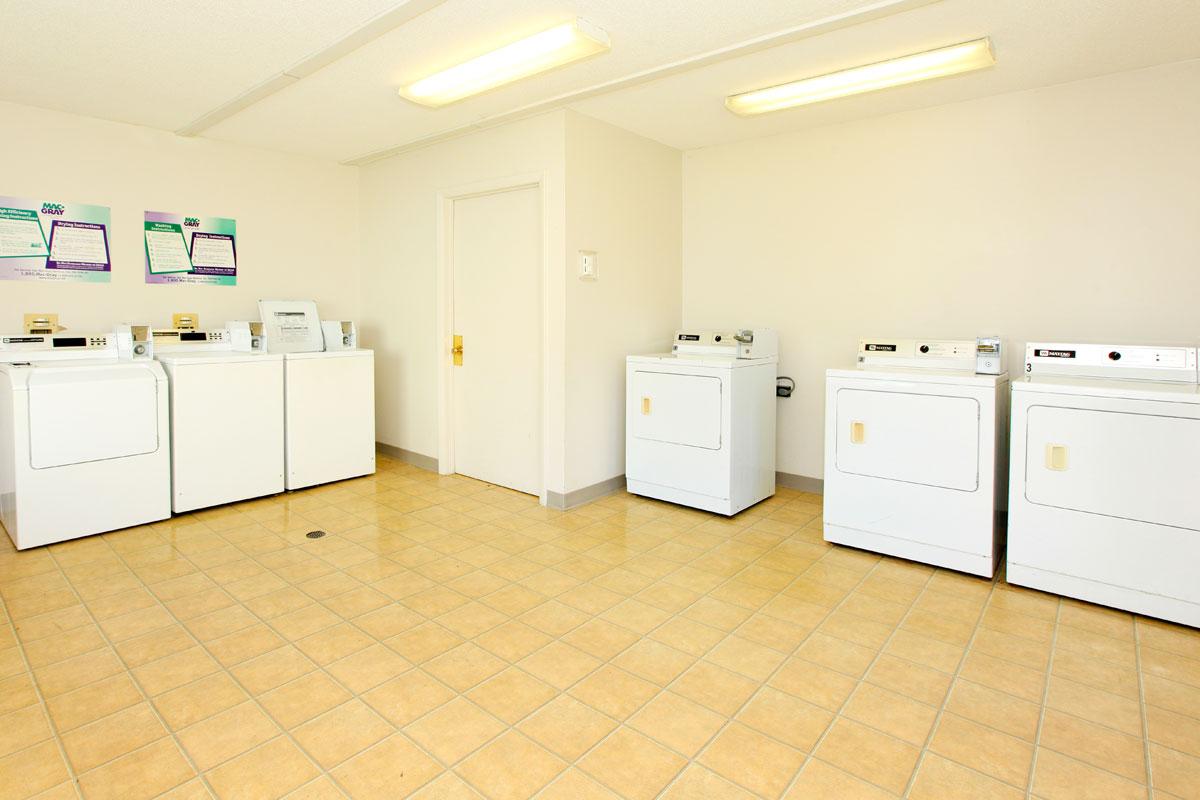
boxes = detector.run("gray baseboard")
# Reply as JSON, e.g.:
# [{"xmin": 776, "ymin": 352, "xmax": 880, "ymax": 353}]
[
  {"xmin": 546, "ymin": 475, "xmax": 627, "ymax": 511},
  {"xmin": 776, "ymin": 471, "xmax": 824, "ymax": 494},
  {"xmin": 375, "ymin": 442, "xmax": 438, "ymax": 472}
]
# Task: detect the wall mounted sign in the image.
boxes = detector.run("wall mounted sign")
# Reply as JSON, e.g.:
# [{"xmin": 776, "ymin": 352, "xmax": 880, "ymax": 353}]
[
  {"xmin": 145, "ymin": 210, "xmax": 237, "ymax": 286},
  {"xmin": 0, "ymin": 195, "xmax": 111, "ymax": 283}
]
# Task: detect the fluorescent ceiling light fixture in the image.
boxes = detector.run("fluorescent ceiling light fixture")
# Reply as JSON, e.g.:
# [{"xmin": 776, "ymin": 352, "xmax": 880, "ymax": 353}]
[
  {"xmin": 399, "ymin": 18, "xmax": 610, "ymax": 107},
  {"xmin": 725, "ymin": 37, "xmax": 995, "ymax": 116}
]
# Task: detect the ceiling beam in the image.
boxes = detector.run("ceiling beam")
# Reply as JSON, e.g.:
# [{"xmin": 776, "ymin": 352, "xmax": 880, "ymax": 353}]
[
  {"xmin": 176, "ymin": 0, "xmax": 448, "ymax": 137},
  {"xmin": 342, "ymin": 0, "xmax": 943, "ymax": 165}
]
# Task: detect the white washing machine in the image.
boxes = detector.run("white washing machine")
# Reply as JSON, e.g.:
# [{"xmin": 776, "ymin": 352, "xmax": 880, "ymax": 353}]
[
  {"xmin": 153, "ymin": 323, "xmax": 284, "ymax": 512},
  {"xmin": 0, "ymin": 327, "xmax": 170, "ymax": 549},
  {"xmin": 1008, "ymin": 342, "xmax": 1200, "ymax": 626},
  {"xmin": 824, "ymin": 338, "xmax": 1008, "ymax": 577},
  {"xmin": 257, "ymin": 301, "xmax": 376, "ymax": 490},
  {"xmin": 626, "ymin": 329, "xmax": 778, "ymax": 515}
]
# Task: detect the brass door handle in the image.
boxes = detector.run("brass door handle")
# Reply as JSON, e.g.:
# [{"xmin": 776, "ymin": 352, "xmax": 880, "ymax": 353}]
[
  {"xmin": 452, "ymin": 334, "xmax": 463, "ymax": 366},
  {"xmin": 850, "ymin": 421, "xmax": 865, "ymax": 444}
]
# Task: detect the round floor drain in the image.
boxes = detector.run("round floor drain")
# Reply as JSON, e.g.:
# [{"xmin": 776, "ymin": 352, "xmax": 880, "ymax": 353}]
[{"xmin": 306, "ymin": 530, "xmax": 327, "ymax": 539}]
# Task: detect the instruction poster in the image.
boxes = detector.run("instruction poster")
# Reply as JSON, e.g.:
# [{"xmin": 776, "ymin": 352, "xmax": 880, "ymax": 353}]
[
  {"xmin": 0, "ymin": 195, "xmax": 111, "ymax": 283},
  {"xmin": 145, "ymin": 210, "xmax": 237, "ymax": 286}
]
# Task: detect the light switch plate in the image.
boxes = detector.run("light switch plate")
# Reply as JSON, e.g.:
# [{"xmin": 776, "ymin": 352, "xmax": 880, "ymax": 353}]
[{"xmin": 578, "ymin": 250, "xmax": 597, "ymax": 280}]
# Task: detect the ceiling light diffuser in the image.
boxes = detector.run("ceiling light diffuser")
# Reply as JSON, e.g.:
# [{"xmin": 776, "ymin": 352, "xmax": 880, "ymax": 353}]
[
  {"xmin": 725, "ymin": 38, "xmax": 995, "ymax": 116},
  {"xmin": 399, "ymin": 18, "xmax": 610, "ymax": 107}
]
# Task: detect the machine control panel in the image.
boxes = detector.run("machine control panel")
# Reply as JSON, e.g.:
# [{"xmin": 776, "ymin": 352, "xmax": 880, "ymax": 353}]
[
  {"xmin": 153, "ymin": 329, "xmax": 227, "ymax": 344},
  {"xmin": 858, "ymin": 338, "xmax": 1000, "ymax": 373},
  {"xmin": 1026, "ymin": 342, "xmax": 1199, "ymax": 382},
  {"xmin": 153, "ymin": 325, "xmax": 269, "ymax": 355},
  {"xmin": 672, "ymin": 329, "xmax": 778, "ymax": 359},
  {"xmin": 1, "ymin": 334, "xmax": 111, "ymax": 351},
  {"xmin": 0, "ymin": 330, "xmax": 139, "ymax": 363}
]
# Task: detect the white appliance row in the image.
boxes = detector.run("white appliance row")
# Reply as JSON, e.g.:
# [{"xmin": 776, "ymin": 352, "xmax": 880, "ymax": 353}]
[
  {"xmin": 626, "ymin": 329, "xmax": 778, "ymax": 516},
  {"xmin": 824, "ymin": 336, "xmax": 1200, "ymax": 628},
  {"xmin": 0, "ymin": 302, "xmax": 375, "ymax": 551}
]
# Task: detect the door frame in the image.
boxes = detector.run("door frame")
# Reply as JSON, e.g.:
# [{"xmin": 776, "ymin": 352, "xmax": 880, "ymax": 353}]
[{"xmin": 435, "ymin": 172, "xmax": 550, "ymax": 502}]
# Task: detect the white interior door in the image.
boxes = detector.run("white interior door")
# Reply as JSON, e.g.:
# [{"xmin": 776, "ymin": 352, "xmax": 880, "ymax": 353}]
[{"xmin": 451, "ymin": 185, "xmax": 541, "ymax": 495}]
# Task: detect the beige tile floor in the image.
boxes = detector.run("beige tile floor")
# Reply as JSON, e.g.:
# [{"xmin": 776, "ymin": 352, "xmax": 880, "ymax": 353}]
[{"xmin": 1, "ymin": 457, "xmax": 1199, "ymax": 800}]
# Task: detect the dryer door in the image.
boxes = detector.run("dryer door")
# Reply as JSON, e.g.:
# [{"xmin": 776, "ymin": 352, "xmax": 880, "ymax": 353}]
[
  {"xmin": 630, "ymin": 370, "xmax": 722, "ymax": 450},
  {"xmin": 1024, "ymin": 405, "xmax": 1200, "ymax": 531},
  {"xmin": 27, "ymin": 366, "xmax": 160, "ymax": 468},
  {"xmin": 835, "ymin": 388, "xmax": 980, "ymax": 491}
]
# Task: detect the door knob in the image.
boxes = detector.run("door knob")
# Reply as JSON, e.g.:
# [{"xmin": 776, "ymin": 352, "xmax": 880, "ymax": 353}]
[{"xmin": 452, "ymin": 334, "xmax": 463, "ymax": 366}]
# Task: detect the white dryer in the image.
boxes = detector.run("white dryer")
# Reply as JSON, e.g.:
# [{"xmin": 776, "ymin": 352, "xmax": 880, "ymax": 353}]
[
  {"xmin": 0, "ymin": 328, "xmax": 170, "ymax": 549},
  {"xmin": 824, "ymin": 338, "xmax": 1008, "ymax": 577},
  {"xmin": 626, "ymin": 329, "xmax": 778, "ymax": 516},
  {"xmin": 257, "ymin": 301, "xmax": 376, "ymax": 490},
  {"xmin": 1008, "ymin": 342, "xmax": 1200, "ymax": 626},
  {"xmin": 153, "ymin": 324, "xmax": 284, "ymax": 512}
]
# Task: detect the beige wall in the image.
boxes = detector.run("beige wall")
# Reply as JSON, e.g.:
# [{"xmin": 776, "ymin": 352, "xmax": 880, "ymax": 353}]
[
  {"xmin": 0, "ymin": 101, "xmax": 360, "ymax": 333},
  {"xmin": 564, "ymin": 111, "xmax": 682, "ymax": 493},
  {"xmin": 682, "ymin": 59, "xmax": 1200, "ymax": 480}
]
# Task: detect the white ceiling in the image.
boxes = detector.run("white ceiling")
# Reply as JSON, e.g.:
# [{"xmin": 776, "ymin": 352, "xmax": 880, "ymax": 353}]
[
  {"xmin": 2, "ymin": 0, "xmax": 1198, "ymax": 163},
  {"xmin": 0, "ymin": 0, "xmax": 410, "ymax": 131},
  {"xmin": 571, "ymin": 0, "xmax": 1200, "ymax": 152}
]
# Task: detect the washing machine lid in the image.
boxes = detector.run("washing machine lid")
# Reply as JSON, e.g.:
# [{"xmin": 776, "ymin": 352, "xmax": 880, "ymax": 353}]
[
  {"xmin": 157, "ymin": 351, "xmax": 282, "ymax": 365},
  {"xmin": 627, "ymin": 352, "xmax": 774, "ymax": 368},
  {"xmin": 827, "ymin": 366, "xmax": 1005, "ymax": 387},
  {"xmin": 1013, "ymin": 375, "xmax": 1200, "ymax": 403}
]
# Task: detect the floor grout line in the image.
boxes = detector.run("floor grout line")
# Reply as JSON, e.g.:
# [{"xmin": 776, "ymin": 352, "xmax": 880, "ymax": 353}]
[
  {"xmin": 779, "ymin": 560, "xmax": 948, "ymax": 800},
  {"xmin": 160, "ymin": 509, "xmax": 440, "ymax": 798},
  {"xmin": 40, "ymin": 541, "xmax": 218, "ymax": 799},
  {"xmin": 1134, "ymin": 619, "xmax": 1156, "ymax": 798},
  {"xmin": 0, "ymin": 594, "xmax": 87, "ymax": 799},
  {"xmin": 899, "ymin": 573, "xmax": 1000, "ymax": 799},
  {"xmin": 1022, "ymin": 595, "xmax": 1062, "ymax": 799},
  {"xmin": 709, "ymin": 556, "xmax": 908, "ymax": 798}
]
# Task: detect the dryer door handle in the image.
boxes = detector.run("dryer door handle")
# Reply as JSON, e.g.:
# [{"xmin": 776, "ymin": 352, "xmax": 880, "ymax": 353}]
[
  {"xmin": 849, "ymin": 421, "xmax": 865, "ymax": 444},
  {"xmin": 1045, "ymin": 444, "xmax": 1069, "ymax": 471}
]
